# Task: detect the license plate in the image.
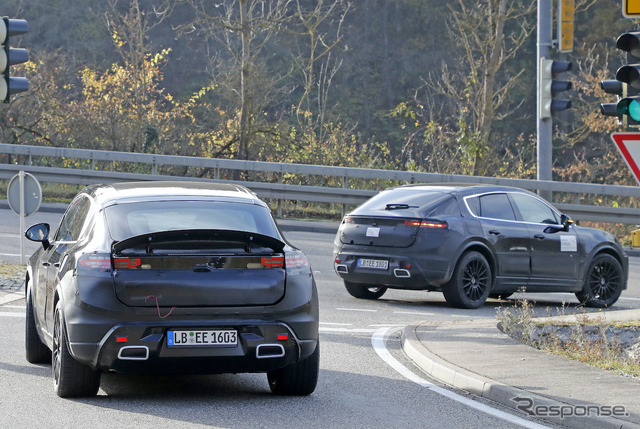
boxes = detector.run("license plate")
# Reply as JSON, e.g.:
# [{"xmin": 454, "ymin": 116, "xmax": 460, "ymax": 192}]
[
  {"xmin": 357, "ymin": 258, "xmax": 389, "ymax": 270},
  {"xmin": 167, "ymin": 329, "xmax": 238, "ymax": 347}
]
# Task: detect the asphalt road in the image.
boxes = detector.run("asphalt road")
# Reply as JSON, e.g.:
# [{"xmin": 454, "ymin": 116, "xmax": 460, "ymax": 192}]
[{"xmin": 2, "ymin": 207, "xmax": 637, "ymax": 428}]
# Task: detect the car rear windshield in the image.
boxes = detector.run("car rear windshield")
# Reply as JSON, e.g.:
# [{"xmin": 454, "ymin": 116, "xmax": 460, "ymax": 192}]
[
  {"xmin": 104, "ymin": 201, "xmax": 279, "ymax": 241},
  {"xmin": 357, "ymin": 188, "xmax": 452, "ymax": 212}
]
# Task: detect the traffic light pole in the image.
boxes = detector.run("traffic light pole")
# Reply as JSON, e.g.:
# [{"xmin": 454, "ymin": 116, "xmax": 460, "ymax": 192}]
[{"xmin": 537, "ymin": 0, "xmax": 553, "ymax": 201}]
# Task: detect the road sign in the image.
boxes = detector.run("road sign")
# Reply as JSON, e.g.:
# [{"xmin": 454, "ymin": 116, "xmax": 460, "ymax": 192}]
[
  {"xmin": 7, "ymin": 171, "xmax": 41, "ymax": 216},
  {"xmin": 6, "ymin": 171, "xmax": 41, "ymax": 264},
  {"xmin": 623, "ymin": 0, "xmax": 640, "ymax": 18},
  {"xmin": 611, "ymin": 132, "xmax": 640, "ymax": 184},
  {"xmin": 559, "ymin": 0, "xmax": 574, "ymax": 53}
]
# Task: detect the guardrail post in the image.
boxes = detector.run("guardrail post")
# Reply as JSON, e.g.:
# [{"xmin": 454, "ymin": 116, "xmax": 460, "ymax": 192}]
[
  {"xmin": 277, "ymin": 173, "xmax": 283, "ymax": 217},
  {"xmin": 342, "ymin": 176, "xmax": 347, "ymax": 218}
]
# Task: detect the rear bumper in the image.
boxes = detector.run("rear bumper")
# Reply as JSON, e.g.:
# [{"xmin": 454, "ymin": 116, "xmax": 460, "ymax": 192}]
[
  {"xmin": 70, "ymin": 321, "xmax": 317, "ymax": 374},
  {"xmin": 333, "ymin": 249, "xmax": 450, "ymax": 289},
  {"xmin": 62, "ymin": 276, "xmax": 319, "ymax": 374}
]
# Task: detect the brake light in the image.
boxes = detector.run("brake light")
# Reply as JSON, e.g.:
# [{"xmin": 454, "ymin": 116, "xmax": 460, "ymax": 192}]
[
  {"xmin": 343, "ymin": 216, "xmax": 353, "ymax": 224},
  {"xmin": 404, "ymin": 219, "xmax": 447, "ymax": 229},
  {"xmin": 78, "ymin": 255, "xmax": 111, "ymax": 269},
  {"xmin": 286, "ymin": 251, "xmax": 309, "ymax": 270},
  {"xmin": 114, "ymin": 258, "xmax": 141, "ymax": 269},
  {"xmin": 261, "ymin": 256, "xmax": 284, "ymax": 268}
]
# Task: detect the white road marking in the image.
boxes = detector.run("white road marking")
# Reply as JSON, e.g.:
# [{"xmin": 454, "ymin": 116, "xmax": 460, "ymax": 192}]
[
  {"xmin": 336, "ymin": 307, "xmax": 377, "ymax": 312},
  {"xmin": 371, "ymin": 327, "xmax": 550, "ymax": 429},
  {"xmin": 393, "ymin": 311, "xmax": 435, "ymax": 316},
  {"xmin": 0, "ymin": 312, "xmax": 24, "ymax": 318},
  {"xmin": 320, "ymin": 327, "xmax": 377, "ymax": 333},
  {"xmin": 320, "ymin": 322, "xmax": 352, "ymax": 326}
]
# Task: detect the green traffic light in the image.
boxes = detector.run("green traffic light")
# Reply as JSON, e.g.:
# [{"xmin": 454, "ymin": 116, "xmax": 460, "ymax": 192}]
[
  {"xmin": 630, "ymin": 99, "xmax": 640, "ymax": 121},
  {"xmin": 616, "ymin": 97, "xmax": 640, "ymax": 119}
]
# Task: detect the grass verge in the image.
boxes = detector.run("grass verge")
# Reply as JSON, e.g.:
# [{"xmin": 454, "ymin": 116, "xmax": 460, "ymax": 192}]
[{"xmin": 497, "ymin": 299, "xmax": 640, "ymax": 377}]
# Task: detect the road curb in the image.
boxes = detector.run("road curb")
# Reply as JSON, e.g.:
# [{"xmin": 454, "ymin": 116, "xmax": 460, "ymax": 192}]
[{"xmin": 401, "ymin": 322, "xmax": 634, "ymax": 429}]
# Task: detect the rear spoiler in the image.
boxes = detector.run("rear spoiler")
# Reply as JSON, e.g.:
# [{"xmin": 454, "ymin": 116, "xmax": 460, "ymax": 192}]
[{"xmin": 112, "ymin": 229, "xmax": 286, "ymax": 255}]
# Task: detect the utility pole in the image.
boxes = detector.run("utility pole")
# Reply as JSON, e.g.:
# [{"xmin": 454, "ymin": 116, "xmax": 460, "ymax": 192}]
[{"xmin": 537, "ymin": 0, "xmax": 553, "ymax": 201}]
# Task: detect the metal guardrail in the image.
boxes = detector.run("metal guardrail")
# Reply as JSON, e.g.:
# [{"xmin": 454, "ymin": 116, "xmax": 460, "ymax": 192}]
[{"xmin": 0, "ymin": 143, "xmax": 639, "ymax": 224}]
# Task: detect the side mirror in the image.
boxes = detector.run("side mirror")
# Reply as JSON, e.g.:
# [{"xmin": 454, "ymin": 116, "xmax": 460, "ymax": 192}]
[
  {"xmin": 560, "ymin": 214, "xmax": 574, "ymax": 231},
  {"xmin": 25, "ymin": 223, "xmax": 50, "ymax": 249}
]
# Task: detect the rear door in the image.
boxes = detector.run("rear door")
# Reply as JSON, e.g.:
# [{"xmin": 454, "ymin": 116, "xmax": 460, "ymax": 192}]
[{"xmin": 474, "ymin": 193, "xmax": 530, "ymax": 284}]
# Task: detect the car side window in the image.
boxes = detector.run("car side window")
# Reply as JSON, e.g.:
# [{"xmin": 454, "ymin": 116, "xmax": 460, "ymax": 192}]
[
  {"xmin": 478, "ymin": 193, "xmax": 516, "ymax": 221},
  {"xmin": 54, "ymin": 195, "xmax": 92, "ymax": 242},
  {"xmin": 510, "ymin": 193, "xmax": 559, "ymax": 224}
]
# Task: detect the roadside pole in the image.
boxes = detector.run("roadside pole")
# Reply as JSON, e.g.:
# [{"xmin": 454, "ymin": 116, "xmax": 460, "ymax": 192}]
[{"xmin": 537, "ymin": 0, "xmax": 553, "ymax": 202}]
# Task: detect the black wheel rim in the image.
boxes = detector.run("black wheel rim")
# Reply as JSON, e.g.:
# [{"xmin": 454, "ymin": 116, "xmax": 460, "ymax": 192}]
[
  {"xmin": 461, "ymin": 258, "xmax": 489, "ymax": 302},
  {"xmin": 588, "ymin": 260, "xmax": 621, "ymax": 303},
  {"xmin": 52, "ymin": 309, "xmax": 61, "ymax": 388}
]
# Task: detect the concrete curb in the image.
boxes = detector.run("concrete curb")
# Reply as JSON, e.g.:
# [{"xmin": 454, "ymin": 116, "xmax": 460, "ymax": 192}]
[{"xmin": 401, "ymin": 322, "xmax": 635, "ymax": 429}]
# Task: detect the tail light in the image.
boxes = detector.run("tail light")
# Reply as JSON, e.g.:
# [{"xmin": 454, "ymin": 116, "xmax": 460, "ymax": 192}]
[
  {"xmin": 261, "ymin": 256, "xmax": 284, "ymax": 268},
  {"xmin": 404, "ymin": 219, "xmax": 447, "ymax": 229},
  {"xmin": 114, "ymin": 258, "xmax": 141, "ymax": 269},
  {"xmin": 78, "ymin": 254, "xmax": 111, "ymax": 270},
  {"xmin": 285, "ymin": 250, "xmax": 310, "ymax": 273}
]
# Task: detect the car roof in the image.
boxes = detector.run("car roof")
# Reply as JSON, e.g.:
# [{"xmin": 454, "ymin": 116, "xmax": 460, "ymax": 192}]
[
  {"xmin": 387, "ymin": 183, "xmax": 537, "ymax": 198},
  {"xmin": 81, "ymin": 181, "xmax": 264, "ymax": 208}
]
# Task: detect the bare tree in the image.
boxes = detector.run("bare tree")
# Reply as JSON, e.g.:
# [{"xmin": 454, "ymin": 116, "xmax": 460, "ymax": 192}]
[
  {"xmin": 426, "ymin": 0, "xmax": 535, "ymax": 176},
  {"xmin": 291, "ymin": 0, "xmax": 350, "ymax": 138},
  {"xmin": 176, "ymin": 0, "xmax": 293, "ymax": 162}
]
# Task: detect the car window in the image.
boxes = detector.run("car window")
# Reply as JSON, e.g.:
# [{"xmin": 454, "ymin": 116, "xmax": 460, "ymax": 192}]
[
  {"xmin": 478, "ymin": 193, "xmax": 517, "ymax": 221},
  {"xmin": 465, "ymin": 196, "xmax": 480, "ymax": 216},
  {"xmin": 104, "ymin": 201, "xmax": 279, "ymax": 241},
  {"xmin": 357, "ymin": 189, "xmax": 452, "ymax": 211},
  {"xmin": 54, "ymin": 195, "xmax": 92, "ymax": 242},
  {"xmin": 510, "ymin": 193, "xmax": 559, "ymax": 224}
]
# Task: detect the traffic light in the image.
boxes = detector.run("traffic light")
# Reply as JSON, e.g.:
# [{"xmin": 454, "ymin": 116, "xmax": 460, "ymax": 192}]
[
  {"xmin": 539, "ymin": 58, "xmax": 572, "ymax": 119},
  {"xmin": 599, "ymin": 31, "xmax": 640, "ymax": 127},
  {"xmin": 599, "ymin": 80, "xmax": 640, "ymax": 126},
  {"xmin": 0, "ymin": 17, "xmax": 29, "ymax": 103}
]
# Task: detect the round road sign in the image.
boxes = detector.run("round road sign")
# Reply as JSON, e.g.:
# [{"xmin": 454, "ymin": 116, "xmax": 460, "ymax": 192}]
[{"xmin": 7, "ymin": 172, "xmax": 42, "ymax": 216}]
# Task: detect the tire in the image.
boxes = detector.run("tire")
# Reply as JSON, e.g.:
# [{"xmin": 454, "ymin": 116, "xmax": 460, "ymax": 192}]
[
  {"xmin": 267, "ymin": 343, "xmax": 319, "ymax": 396},
  {"xmin": 344, "ymin": 281, "xmax": 387, "ymax": 300},
  {"xmin": 576, "ymin": 254, "xmax": 624, "ymax": 308},
  {"xmin": 52, "ymin": 301, "xmax": 100, "ymax": 398},
  {"xmin": 25, "ymin": 289, "xmax": 51, "ymax": 364},
  {"xmin": 442, "ymin": 251, "xmax": 492, "ymax": 309}
]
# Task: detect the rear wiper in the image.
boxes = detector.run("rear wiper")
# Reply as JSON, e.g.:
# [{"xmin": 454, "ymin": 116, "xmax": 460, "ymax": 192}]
[{"xmin": 385, "ymin": 203, "xmax": 417, "ymax": 210}]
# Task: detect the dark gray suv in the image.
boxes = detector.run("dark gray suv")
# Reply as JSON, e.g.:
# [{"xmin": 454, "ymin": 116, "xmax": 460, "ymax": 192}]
[
  {"xmin": 25, "ymin": 181, "xmax": 319, "ymax": 397},
  {"xmin": 333, "ymin": 184, "xmax": 628, "ymax": 309}
]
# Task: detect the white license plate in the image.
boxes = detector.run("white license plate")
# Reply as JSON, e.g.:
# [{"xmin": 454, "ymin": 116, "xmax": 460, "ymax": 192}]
[
  {"xmin": 357, "ymin": 258, "xmax": 389, "ymax": 270},
  {"xmin": 167, "ymin": 329, "xmax": 238, "ymax": 347}
]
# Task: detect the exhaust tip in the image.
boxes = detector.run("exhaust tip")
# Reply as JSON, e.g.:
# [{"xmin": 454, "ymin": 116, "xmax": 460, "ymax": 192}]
[
  {"xmin": 336, "ymin": 264, "xmax": 348, "ymax": 274},
  {"xmin": 394, "ymin": 268, "xmax": 411, "ymax": 278},
  {"xmin": 256, "ymin": 344, "xmax": 285, "ymax": 359},
  {"xmin": 118, "ymin": 346, "xmax": 149, "ymax": 361}
]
